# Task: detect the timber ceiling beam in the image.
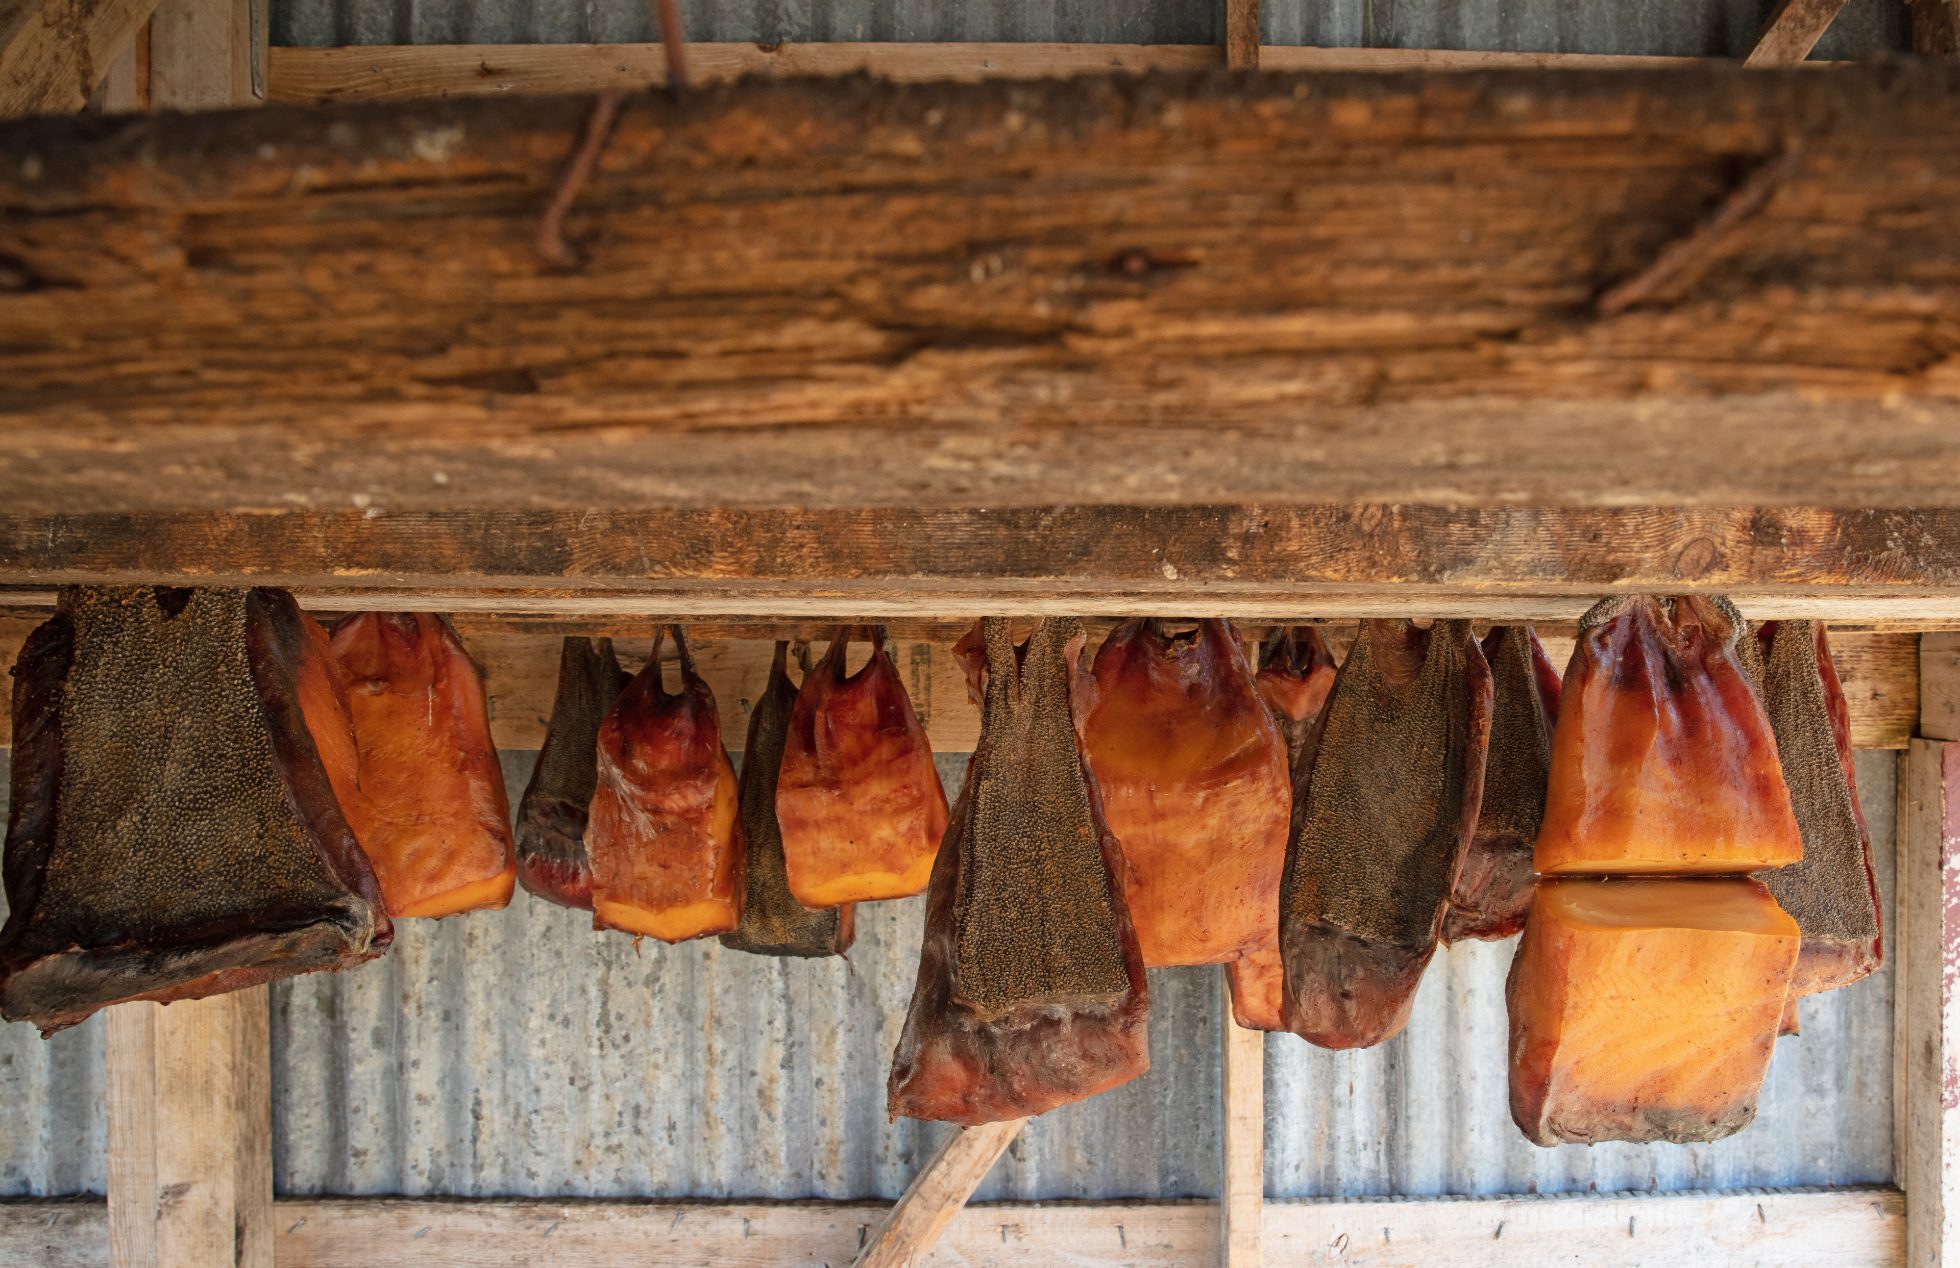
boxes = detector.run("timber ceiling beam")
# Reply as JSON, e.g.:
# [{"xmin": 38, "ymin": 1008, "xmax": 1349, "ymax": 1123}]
[
  {"xmin": 0, "ymin": 0, "xmax": 165, "ymax": 116},
  {"xmin": 3, "ymin": 68, "xmax": 1960, "ymax": 611}
]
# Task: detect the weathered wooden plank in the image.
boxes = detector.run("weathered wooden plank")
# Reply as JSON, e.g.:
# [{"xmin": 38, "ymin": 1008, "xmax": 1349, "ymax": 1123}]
[
  {"xmin": 0, "ymin": 0, "xmax": 162, "ymax": 117},
  {"xmin": 1901, "ymin": 738, "xmax": 1960, "ymax": 1267},
  {"xmin": 1220, "ymin": 974, "xmax": 1264, "ymax": 1267},
  {"xmin": 259, "ymin": 42, "xmax": 1708, "ymax": 104},
  {"xmin": 145, "ymin": 0, "xmax": 259, "ymax": 110},
  {"xmin": 1915, "ymin": 0, "xmax": 1960, "ymax": 55},
  {"xmin": 0, "ymin": 1189, "xmax": 1907, "ymax": 1266},
  {"xmin": 104, "ymin": 989, "xmax": 272, "ymax": 1268},
  {"xmin": 4, "ymin": 70, "xmax": 1960, "ymax": 517},
  {"xmin": 1925, "ymin": 633, "xmax": 1960, "ymax": 742},
  {"xmin": 1745, "ymin": 0, "xmax": 1852, "ymax": 64},
  {"xmin": 854, "ymin": 1120, "xmax": 1026, "ymax": 1267}
]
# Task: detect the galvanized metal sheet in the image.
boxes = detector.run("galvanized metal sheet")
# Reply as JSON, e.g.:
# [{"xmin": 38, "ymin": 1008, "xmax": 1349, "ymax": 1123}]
[
  {"xmin": 0, "ymin": 748, "xmax": 1899, "ymax": 1200},
  {"xmin": 272, "ymin": 0, "xmax": 1907, "ymax": 61}
]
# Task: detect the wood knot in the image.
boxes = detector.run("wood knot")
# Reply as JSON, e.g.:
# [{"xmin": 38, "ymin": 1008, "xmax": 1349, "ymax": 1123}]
[{"xmin": 1675, "ymin": 536, "xmax": 1723, "ymax": 579}]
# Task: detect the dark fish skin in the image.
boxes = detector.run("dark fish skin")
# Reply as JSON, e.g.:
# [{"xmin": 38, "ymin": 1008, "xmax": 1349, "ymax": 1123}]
[
  {"xmin": 887, "ymin": 617, "xmax": 1149, "ymax": 1125},
  {"xmin": 516, "ymin": 637, "xmax": 630, "ymax": 910},
  {"xmin": 721, "ymin": 642, "xmax": 854, "ymax": 959}
]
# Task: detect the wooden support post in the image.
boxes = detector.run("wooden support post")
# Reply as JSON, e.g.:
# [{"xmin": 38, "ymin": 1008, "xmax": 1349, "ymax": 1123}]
[
  {"xmin": 1914, "ymin": 0, "xmax": 1960, "ymax": 54},
  {"xmin": 146, "ymin": 0, "xmax": 260, "ymax": 108},
  {"xmin": 1926, "ymin": 633, "xmax": 1960, "ymax": 743},
  {"xmin": 105, "ymin": 988, "xmax": 273, "ymax": 1268},
  {"xmin": 1903, "ymin": 631, "xmax": 1960, "ymax": 1268},
  {"xmin": 1224, "ymin": 0, "xmax": 1259, "ymax": 69},
  {"xmin": 1220, "ymin": 972, "xmax": 1264, "ymax": 1267},
  {"xmin": 853, "ymin": 1118, "xmax": 1024, "ymax": 1267},
  {"xmin": 1744, "ymin": 0, "xmax": 1850, "ymax": 64}
]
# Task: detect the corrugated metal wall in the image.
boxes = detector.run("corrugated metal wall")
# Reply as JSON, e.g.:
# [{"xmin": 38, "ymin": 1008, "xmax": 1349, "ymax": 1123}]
[
  {"xmin": 272, "ymin": 0, "xmax": 1908, "ymax": 63},
  {"xmin": 0, "ymin": 747, "xmax": 1898, "ymax": 1201}
]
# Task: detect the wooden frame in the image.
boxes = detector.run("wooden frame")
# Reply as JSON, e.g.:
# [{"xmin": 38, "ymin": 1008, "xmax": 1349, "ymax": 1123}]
[{"xmin": 2, "ymin": 14, "xmax": 1957, "ymax": 1264}]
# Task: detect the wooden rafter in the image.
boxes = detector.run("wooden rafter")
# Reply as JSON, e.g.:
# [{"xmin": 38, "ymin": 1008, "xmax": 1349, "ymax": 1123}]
[
  {"xmin": 852, "ymin": 1119, "xmax": 1025, "ymax": 1267},
  {"xmin": 1744, "ymin": 0, "xmax": 1851, "ymax": 64},
  {"xmin": 0, "ymin": 0, "xmax": 165, "ymax": 116}
]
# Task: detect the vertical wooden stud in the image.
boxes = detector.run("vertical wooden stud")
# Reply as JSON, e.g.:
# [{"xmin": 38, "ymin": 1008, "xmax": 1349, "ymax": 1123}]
[
  {"xmin": 146, "ymin": 0, "xmax": 262, "ymax": 109},
  {"xmin": 1904, "ymin": 629, "xmax": 1960, "ymax": 1268},
  {"xmin": 1220, "ymin": 972, "xmax": 1265, "ymax": 1267},
  {"xmin": 1224, "ymin": 0, "xmax": 1260, "ymax": 69},
  {"xmin": 106, "ymin": 987, "xmax": 274, "ymax": 1268}
]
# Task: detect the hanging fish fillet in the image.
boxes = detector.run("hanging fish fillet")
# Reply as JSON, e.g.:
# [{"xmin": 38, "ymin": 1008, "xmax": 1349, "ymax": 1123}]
[
  {"xmin": 1749, "ymin": 620, "xmax": 1883, "ymax": 1017},
  {"xmin": 1227, "ymin": 624, "xmax": 1341, "ymax": 1031},
  {"xmin": 0, "ymin": 587, "xmax": 391, "ymax": 1035},
  {"xmin": 722, "ymin": 643, "xmax": 855, "ymax": 958},
  {"xmin": 1442, "ymin": 625, "xmax": 1560, "ymax": 944},
  {"xmin": 1534, "ymin": 596, "xmax": 1801, "ymax": 876},
  {"xmin": 1508, "ymin": 876, "xmax": 1799, "ymax": 1146},
  {"xmin": 331, "ymin": 613, "xmax": 516, "ymax": 919},
  {"xmin": 888, "ymin": 618, "xmax": 1149, "ymax": 1124},
  {"xmin": 1278, "ymin": 619, "xmax": 1492, "ymax": 1049},
  {"xmin": 776, "ymin": 626, "xmax": 947, "ymax": 908},
  {"xmin": 1081, "ymin": 619, "xmax": 1290, "ymax": 967},
  {"xmin": 516, "ymin": 637, "xmax": 631, "ymax": 910},
  {"xmin": 1508, "ymin": 595, "xmax": 1804, "ymax": 1146},
  {"xmin": 587, "ymin": 627, "xmax": 743, "ymax": 941}
]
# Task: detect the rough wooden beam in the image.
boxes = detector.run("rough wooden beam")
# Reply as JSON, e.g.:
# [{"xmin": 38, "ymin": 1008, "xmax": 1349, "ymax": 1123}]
[
  {"xmin": 1745, "ymin": 0, "xmax": 1852, "ymax": 64},
  {"xmin": 259, "ymin": 42, "xmax": 1709, "ymax": 103},
  {"xmin": 0, "ymin": 1188, "xmax": 1907, "ymax": 1266},
  {"xmin": 104, "ymin": 989, "xmax": 273, "ymax": 1268},
  {"xmin": 0, "ymin": 0, "xmax": 164, "ymax": 117},
  {"xmin": 85, "ymin": 22, "xmax": 144, "ymax": 110},
  {"xmin": 1224, "ymin": 2, "xmax": 1260, "ymax": 70},
  {"xmin": 853, "ymin": 1120, "xmax": 1025, "ymax": 1267},
  {"xmin": 1220, "ymin": 974, "xmax": 1264, "ymax": 1266},
  {"xmin": 4, "ymin": 70, "xmax": 1959, "ymax": 515}
]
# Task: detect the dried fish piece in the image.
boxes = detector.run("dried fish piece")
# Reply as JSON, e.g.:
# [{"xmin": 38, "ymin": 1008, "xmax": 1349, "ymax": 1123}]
[
  {"xmin": 1081, "ymin": 619, "xmax": 1290, "ymax": 967},
  {"xmin": 888, "ymin": 618, "xmax": 1148, "ymax": 1124},
  {"xmin": 1442, "ymin": 625, "xmax": 1560, "ymax": 943},
  {"xmin": 587, "ymin": 627, "xmax": 743, "ymax": 941},
  {"xmin": 516, "ymin": 637, "xmax": 630, "ymax": 910},
  {"xmin": 1253, "ymin": 624, "xmax": 1338, "ymax": 769},
  {"xmin": 0, "ymin": 587, "xmax": 390, "ymax": 1035},
  {"xmin": 1508, "ymin": 877, "xmax": 1799, "ymax": 1146},
  {"xmin": 1227, "ymin": 624, "xmax": 1340, "ymax": 1030},
  {"xmin": 330, "ymin": 613, "xmax": 515, "ymax": 918},
  {"xmin": 1278, "ymin": 619, "xmax": 1491, "ymax": 1049},
  {"xmin": 722, "ymin": 643, "xmax": 854, "ymax": 958},
  {"xmin": 776, "ymin": 626, "xmax": 947, "ymax": 907},
  {"xmin": 1750, "ymin": 620, "xmax": 1882, "ymax": 1013},
  {"xmin": 1534, "ymin": 596, "xmax": 1802, "ymax": 875}
]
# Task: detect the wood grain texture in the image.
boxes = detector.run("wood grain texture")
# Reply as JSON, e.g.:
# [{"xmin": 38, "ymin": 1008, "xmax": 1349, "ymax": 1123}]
[
  {"xmin": 0, "ymin": 1189, "xmax": 1905, "ymax": 1266},
  {"xmin": 104, "ymin": 990, "xmax": 272, "ymax": 1268},
  {"xmin": 1925, "ymin": 633, "xmax": 1960, "ymax": 742},
  {"xmin": 1220, "ymin": 973, "xmax": 1264, "ymax": 1267},
  {"xmin": 0, "ymin": 615, "xmax": 1916, "ymax": 751},
  {"xmin": 145, "ymin": 0, "xmax": 258, "ymax": 110},
  {"xmin": 1224, "ymin": 2, "xmax": 1260, "ymax": 70},
  {"xmin": 854, "ymin": 1120, "xmax": 1025, "ymax": 1267},
  {"xmin": 1901, "ymin": 740, "xmax": 1960, "ymax": 1268},
  {"xmin": 259, "ymin": 42, "xmax": 1709, "ymax": 105},
  {"xmin": 0, "ymin": 0, "xmax": 160, "ymax": 117},
  {"xmin": 5, "ymin": 69, "xmax": 1960, "ymax": 518},
  {"xmin": 1745, "ymin": 0, "xmax": 1852, "ymax": 64},
  {"xmin": 1915, "ymin": 0, "xmax": 1960, "ymax": 55}
]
